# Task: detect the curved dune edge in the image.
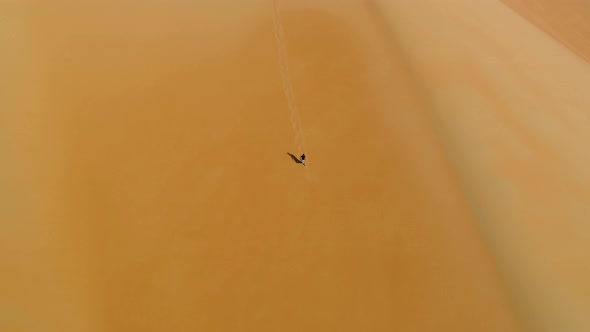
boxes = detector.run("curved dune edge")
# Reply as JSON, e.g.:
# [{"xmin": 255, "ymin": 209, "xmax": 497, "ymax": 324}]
[
  {"xmin": 500, "ymin": 0, "xmax": 590, "ymax": 64},
  {"xmin": 373, "ymin": 0, "xmax": 590, "ymax": 331},
  {"xmin": 2, "ymin": 1, "xmax": 590, "ymax": 331}
]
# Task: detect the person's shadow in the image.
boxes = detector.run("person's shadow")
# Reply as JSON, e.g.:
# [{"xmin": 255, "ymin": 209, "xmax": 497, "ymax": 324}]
[{"xmin": 287, "ymin": 153, "xmax": 302, "ymax": 164}]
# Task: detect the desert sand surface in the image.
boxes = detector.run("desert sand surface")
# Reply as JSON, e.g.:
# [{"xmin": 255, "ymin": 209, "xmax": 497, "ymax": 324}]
[{"xmin": 1, "ymin": 0, "xmax": 589, "ymax": 331}]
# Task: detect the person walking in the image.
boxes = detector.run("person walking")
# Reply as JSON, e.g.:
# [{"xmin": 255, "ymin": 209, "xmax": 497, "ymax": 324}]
[{"xmin": 300, "ymin": 154, "xmax": 306, "ymax": 166}]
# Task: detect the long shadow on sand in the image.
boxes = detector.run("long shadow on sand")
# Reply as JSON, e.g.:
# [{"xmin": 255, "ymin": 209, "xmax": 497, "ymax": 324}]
[{"xmin": 287, "ymin": 153, "xmax": 302, "ymax": 164}]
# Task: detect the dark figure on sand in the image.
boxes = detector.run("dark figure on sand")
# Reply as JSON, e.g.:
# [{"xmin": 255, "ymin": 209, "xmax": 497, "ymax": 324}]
[{"xmin": 287, "ymin": 152, "xmax": 306, "ymax": 166}]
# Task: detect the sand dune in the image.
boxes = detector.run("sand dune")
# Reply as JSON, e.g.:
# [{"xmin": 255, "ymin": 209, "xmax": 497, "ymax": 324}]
[{"xmin": 1, "ymin": 0, "xmax": 589, "ymax": 331}]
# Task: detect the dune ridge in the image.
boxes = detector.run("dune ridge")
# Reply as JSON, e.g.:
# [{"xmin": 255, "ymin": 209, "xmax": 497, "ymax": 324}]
[{"xmin": 2, "ymin": 1, "xmax": 590, "ymax": 331}]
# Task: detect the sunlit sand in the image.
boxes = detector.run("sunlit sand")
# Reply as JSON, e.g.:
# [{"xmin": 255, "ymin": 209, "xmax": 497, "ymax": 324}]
[{"xmin": 2, "ymin": 1, "xmax": 590, "ymax": 331}]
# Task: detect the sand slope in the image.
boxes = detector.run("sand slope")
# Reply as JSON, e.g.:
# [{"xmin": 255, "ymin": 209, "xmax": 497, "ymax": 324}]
[
  {"xmin": 371, "ymin": 1, "xmax": 590, "ymax": 330},
  {"xmin": 1, "ymin": 0, "xmax": 589, "ymax": 331}
]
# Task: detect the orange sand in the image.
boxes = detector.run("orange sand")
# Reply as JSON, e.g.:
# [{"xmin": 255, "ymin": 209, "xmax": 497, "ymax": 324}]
[{"xmin": 1, "ymin": 1, "xmax": 589, "ymax": 331}]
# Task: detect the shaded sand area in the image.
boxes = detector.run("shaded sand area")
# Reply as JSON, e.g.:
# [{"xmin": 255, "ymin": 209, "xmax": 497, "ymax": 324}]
[
  {"xmin": 1, "ymin": 0, "xmax": 589, "ymax": 331},
  {"xmin": 501, "ymin": 0, "xmax": 590, "ymax": 63}
]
